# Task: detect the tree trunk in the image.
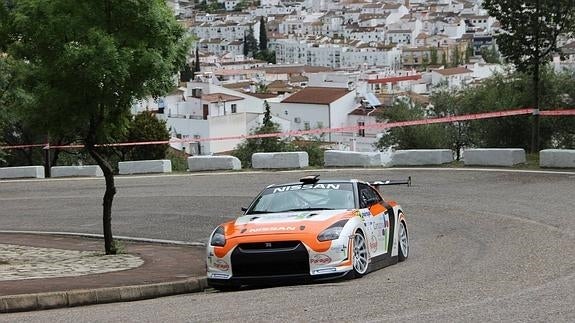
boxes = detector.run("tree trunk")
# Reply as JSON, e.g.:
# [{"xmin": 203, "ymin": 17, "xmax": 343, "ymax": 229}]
[
  {"xmin": 86, "ymin": 145, "xmax": 117, "ymax": 255},
  {"xmin": 531, "ymin": 62, "xmax": 540, "ymax": 153}
]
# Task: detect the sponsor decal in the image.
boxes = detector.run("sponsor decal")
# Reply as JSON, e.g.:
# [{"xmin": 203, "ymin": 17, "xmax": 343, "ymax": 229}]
[
  {"xmin": 354, "ymin": 209, "xmax": 364, "ymax": 221},
  {"xmin": 310, "ymin": 254, "xmax": 332, "ymax": 265},
  {"xmin": 247, "ymin": 226, "xmax": 296, "ymax": 233},
  {"xmin": 214, "ymin": 259, "xmax": 229, "ymax": 271},
  {"xmin": 361, "ymin": 210, "xmax": 371, "ymax": 218},
  {"xmin": 369, "ymin": 237, "xmax": 377, "ymax": 252},
  {"xmin": 273, "ymin": 184, "xmax": 341, "ymax": 193}
]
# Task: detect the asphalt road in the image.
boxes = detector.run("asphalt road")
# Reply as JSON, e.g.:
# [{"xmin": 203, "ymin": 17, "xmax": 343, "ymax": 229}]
[{"xmin": 1, "ymin": 168, "xmax": 574, "ymax": 322}]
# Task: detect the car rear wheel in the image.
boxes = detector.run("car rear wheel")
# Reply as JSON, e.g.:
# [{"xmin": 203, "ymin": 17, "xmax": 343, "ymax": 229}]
[
  {"xmin": 352, "ymin": 231, "xmax": 369, "ymax": 277},
  {"xmin": 398, "ymin": 220, "xmax": 409, "ymax": 262}
]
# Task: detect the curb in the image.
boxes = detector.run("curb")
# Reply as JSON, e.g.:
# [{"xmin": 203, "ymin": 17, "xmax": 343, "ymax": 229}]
[{"xmin": 0, "ymin": 277, "xmax": 209, "ymax": 313}]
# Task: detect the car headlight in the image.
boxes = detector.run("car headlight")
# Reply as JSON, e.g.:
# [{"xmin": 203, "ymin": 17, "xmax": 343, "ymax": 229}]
[
  {"xmin": 210, "ymin": 226, "xmax": 226, "ymax": 247},
  {"xmin": 317, "ymin": 219, "xmax": 349, "ymax": 242}
]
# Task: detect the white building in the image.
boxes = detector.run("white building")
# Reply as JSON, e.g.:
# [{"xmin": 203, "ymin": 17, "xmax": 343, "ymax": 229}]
[{"xmin": 431, "ymin": 67, "xmax": 474, "ymax": 88}]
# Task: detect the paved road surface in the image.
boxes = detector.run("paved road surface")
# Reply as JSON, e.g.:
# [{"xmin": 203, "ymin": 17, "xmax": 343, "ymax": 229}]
[{"xmin": 1, "ymin": 168, "xmax": 574, "ymax": 322}]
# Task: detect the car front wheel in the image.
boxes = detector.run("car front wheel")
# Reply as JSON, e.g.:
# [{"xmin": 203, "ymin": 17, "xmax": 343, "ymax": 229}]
[
  {"xmin": 398, "ymin": 220, "xmax": 409, "ymax": 262},
  {"xmin": 351, "ymin": 231, "xmax": 369, "ymax": 277}
]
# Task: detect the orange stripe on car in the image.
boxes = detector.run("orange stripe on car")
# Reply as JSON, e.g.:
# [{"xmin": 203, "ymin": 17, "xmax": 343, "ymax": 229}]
[{"xmin": 214, "ymin": 211, "xmax": 355, "ymax": 258}]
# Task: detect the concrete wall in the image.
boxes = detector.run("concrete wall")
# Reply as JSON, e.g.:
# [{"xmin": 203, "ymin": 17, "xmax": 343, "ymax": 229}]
[
  {"xmin": 252, "ymin": 152, "xmax": 309, "ymax": 169},
  {"xmin": 463, "ymin": 148, "xmax": 526, "ymax": 167},
  {"xmin": 118, "ymin": 160, "xmax": 172, "ymax": 175},
  {"xmin": 391, "ymin": 149, "xmax": 453, "ymax": 166},
  {"xmin": 0, "ymin": 166, "xmax": 45, "ymax": 179},
  {"xmin": 51, "ymin": 166, "xmax": 103, "ymax": 178},
  {"xmin": 540, "ymin": 149, "xmax": 575, "ymax": 168},
  {"xmin": 188, "ymin": 156, "xmax": 241, "ymax": 171},
  {"xmin": 324, "ymin": 150, "xmax": 383, "ymax": 167}
]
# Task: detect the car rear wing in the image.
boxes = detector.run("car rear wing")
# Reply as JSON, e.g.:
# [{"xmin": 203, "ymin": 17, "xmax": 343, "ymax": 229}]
[{"xmin": 370, "ymin": 176, "xmax": 411, "ymax": 187}]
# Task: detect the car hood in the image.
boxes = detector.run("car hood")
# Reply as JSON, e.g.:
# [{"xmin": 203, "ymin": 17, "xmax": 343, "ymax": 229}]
[{"xmin": 228, "ymin": 209, "xmax": 353, "ymax": 237}]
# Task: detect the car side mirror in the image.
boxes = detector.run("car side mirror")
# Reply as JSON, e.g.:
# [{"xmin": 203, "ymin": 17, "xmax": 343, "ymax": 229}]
[{"xmin": 241, "ymin": 207, "xmax": 248, "ymax": 212}]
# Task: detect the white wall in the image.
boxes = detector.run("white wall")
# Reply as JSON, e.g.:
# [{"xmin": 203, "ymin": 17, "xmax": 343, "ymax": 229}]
[
  {"xmin": 270, "ymin": 102, "xmax": 329, "ymax": 132},
  {"xmin": 330, "ymin": 92, "xmax": 359, "ymax": 133},
  {"xmin": 208, "ymin": 112, "xmax": 291, "ymax": 153}
]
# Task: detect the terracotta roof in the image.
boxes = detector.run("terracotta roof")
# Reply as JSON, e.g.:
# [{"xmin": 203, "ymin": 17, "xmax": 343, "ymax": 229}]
[
  {"xmin": 367, "ymin": 74, "xmax": 422, "ymax": 84},
  {"xmin": 245, "ymin": 93, "xmax": 280, "ymax": 99},
  {"xmin": 201, "ymin": 93, "xmax": 244, "ymax": 103},
  {"xmin": 289, "ymin": 75, "xmax": 309, "ymax": 82},
  {"xmin": 281, "ymin": 87, "xmax": 351, "ymax": 105},
  {"xmin": 434, "ymin": 67, "xmax": 473, "ymax": 76},
  {"xmin": 348, "ymin": 107, "xmax": 375, "ymax": 116},
  {"xmin": 262, "ymin": 65, "xmax": 333, "ymax": 74}
]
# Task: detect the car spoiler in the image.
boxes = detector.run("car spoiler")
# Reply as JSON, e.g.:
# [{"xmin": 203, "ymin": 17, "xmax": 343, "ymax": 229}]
[{"xmin": 370, "ymin": 176, "xmax": 411, "ymax": 187}]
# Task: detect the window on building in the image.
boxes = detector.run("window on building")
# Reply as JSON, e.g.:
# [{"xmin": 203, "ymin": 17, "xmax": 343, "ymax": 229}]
[
  {"xmin": 231, "ymin": 104, "xmax": 237, "ymax": 113},
  {"xmin": 358, "ymin": 121, "xmax": 365, "ymax": 137}
]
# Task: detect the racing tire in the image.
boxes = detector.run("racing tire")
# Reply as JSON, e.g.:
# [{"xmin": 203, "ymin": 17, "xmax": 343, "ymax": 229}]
[
  {"xmin": 398, "ymin": 220, "xmax": 409, "ymax": 262},
  {"xmin": 351, "ymin": 230, "xmax": 369, "ymax": 278}
]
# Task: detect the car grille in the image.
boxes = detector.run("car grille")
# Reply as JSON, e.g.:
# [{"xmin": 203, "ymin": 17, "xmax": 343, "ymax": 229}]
[{"xmin": 231, "ymin": 241, "xmax": 310, "ymax": 277}]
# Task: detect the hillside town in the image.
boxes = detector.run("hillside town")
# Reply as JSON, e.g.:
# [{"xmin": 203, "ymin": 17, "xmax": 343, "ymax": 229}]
[{"xmin": 132, "ymin": 0, "xmax": 575, "ymax": 155}]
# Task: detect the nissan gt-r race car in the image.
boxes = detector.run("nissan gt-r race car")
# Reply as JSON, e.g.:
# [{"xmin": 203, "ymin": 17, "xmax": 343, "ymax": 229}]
[{"xmin": 206, "ymin": 175, "xmax": 410, "ymax": 290}]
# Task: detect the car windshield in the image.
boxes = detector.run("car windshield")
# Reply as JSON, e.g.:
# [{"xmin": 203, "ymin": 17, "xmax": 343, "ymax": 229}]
[{"xmin": 247, "ymin": 183, "xmax": 355, "ymax": 214}]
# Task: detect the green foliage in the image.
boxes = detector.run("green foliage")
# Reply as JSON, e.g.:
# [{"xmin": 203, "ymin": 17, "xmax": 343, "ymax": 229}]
[
  {"xmin": 430, "ymin": 47, "xmax": 438, "ymax": 65},
  {"xmin": 232, "ymin": 121, "xmax": 292, "ymax": 168},
  {"xmin": 197, "ymin": 0, "xmax": 224, "ymax": 13},
  {"xmin": 194, "ymin": 47, "xmax": 201, "ymax": 73},
  {"xmin": 180, "ymin": 63, "xmax": 193, "ymax": 82},
  {"xmin": 465, "ymin": 44, "xmax": 473, "ymax": 63},
  {"xmin": 259, "ymin": 16, "xmax": 268, "ymax": 51},
  {"xmin": 125, "ymin": 111, "xmax": 170, "ymax": 161},
  {"xmin": 378, "ymin": 69, "xmax": 575, "ymax": 152},
  {"xmin": 480, "ymin": 44, "xmax": 501, "ymax": 64},
  {"xmin": 262, "ymin": 100, "xmax": 272, "ymax": 126},
  {"xmin": 254, "ymin": 49, "xmax": 276, "ymax": 64},
  {"xmin": 483, "ymin": 0, "xmax": 575, "ymax": 77},
  {"xmin": 441, "ymin": 51, "xmax": 447, "ymax": 66},
  {"xmin": 292, "ymin": 140, "xmax": 324, "ymax": 166},
  {"xmin": 450, "ymin": 47, "xmax": 461, "ymax": 67},
  {"xmin": 4, "ymin": 0, "xmax": 191, "ymax": 147},
  {"xmin": 2, "ymin": 0, "xmax": 191, "ymax": 255},
  {"xmin": 375, "ymin": 100, "xmax": 448, "ymax": 150},
  {"xmin": 166, "ymin": 147, "xmax": 188, "ymax": 172},
  {"xmin": 243, "ymin": 25, "xmax": 258, "ymax": 57}
]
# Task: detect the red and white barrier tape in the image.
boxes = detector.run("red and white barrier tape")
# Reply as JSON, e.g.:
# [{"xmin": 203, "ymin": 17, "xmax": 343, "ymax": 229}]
[{"xmin": 1, "ymin": 108, "xmax": 574, "ymax": 150}]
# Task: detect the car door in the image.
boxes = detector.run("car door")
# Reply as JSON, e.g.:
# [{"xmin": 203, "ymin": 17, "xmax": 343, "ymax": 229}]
[{"xmin": 358, "ymin": 183, "xmax": 391, "ymax": 257}]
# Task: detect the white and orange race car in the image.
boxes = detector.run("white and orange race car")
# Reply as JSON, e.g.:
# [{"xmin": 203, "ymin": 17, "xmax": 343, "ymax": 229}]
[{"xmin": 206, "ymin": 175, "xmax": 410, "ymax": 290}]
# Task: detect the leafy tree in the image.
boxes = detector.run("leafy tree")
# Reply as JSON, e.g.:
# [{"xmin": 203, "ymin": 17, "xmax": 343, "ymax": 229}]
[
  {"xmin": 3, "ymin": 0, "xmax": 190, "ymax": 254},
  {"xmin": 125, "ymin": 111, "xmax": 170, "ymax": 161},
  {"xmin": 243, "ymin": 25, "xmax": 258, "ymax": 57},
  {"xmin": 430, "ymin": 89, "xmax": 472, "ymax": 160},
  {"xmin": 259, "ymin": 16, "xmax": 268, "ymax": 51},
  {"xmin": 483, "ymin": 0, "xmax": 575, "ymax": 151},
  {"xmin": 480, "ymin": 44, "xmax": 501, "ymax": 64},
  {"xmin": 451, "ymin": 47, "xmax": 461, "ymax": 67},
  {"xmin": 254, "ymin": 49, "xmax": 276, "ymax": 64},
  {"xmin": 233, "ymin": 101, "xmax": 292, "ymax": 167},
  {"xmin": 465, "ymin": 43, "xmax": 473, "ymax": 63},
  {"xmin": 441, "ymin": 51, "xmax": 447, "ymax": 66},
  {"xmin": 262, "ymin": 100, "xmax": 272, "ymax": 127},
  {"xmin": 430, "ymin": 47, "xmax": 438, "ymax": 65},
  {"xmin": 180, "ymin": 63, "xmax": 193, "ymax": 82},
  {"xmin": 375, "ymin": 100, "xmax": 447, "ymax": 151},
  {"xmin": 194, "ymin": 47, "xmax": 201, "ymax": 74}
]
